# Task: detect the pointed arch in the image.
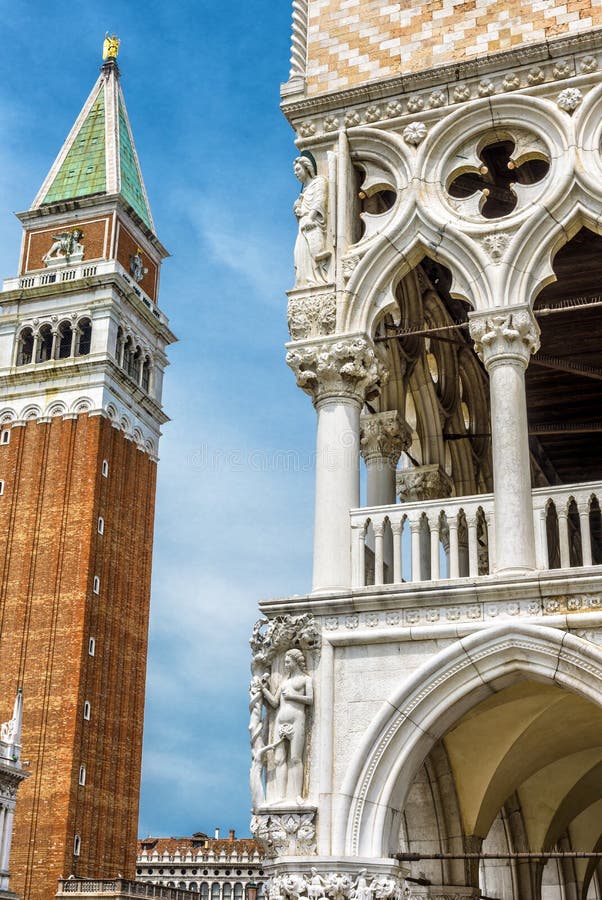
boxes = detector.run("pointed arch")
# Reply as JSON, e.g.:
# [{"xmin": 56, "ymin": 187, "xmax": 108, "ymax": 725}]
[{"xmin": 335, "ymin": 623, "xmax": 602, "ymax": 859}]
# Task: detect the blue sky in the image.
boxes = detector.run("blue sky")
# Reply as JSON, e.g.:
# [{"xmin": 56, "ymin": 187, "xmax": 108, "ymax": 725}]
[{"xmin": 0, "ymin": 1, "xmax": 317, "ymax": 838}]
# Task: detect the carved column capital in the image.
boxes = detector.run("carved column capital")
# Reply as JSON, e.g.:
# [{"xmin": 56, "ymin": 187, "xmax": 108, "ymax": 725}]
[
  {"xmin": 397, "ymin": 464, "xmax": 453, "ymax": 502},
  {"xmin": 360, "ymin": 411, "xmax": 412, "ymax": 468},
  {"xmin": 286, "ymin": 335, "xmax": 388, "ymax": 407},
  {"xmin": 469, "ymin": 307, "xmax": 540, "ymax": 370}
]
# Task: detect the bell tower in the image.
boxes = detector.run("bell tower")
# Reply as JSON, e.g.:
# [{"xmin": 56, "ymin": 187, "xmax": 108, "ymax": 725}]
[{"xmin": 0, "ymin": 40, "xmax": 175, "ymax": 900}]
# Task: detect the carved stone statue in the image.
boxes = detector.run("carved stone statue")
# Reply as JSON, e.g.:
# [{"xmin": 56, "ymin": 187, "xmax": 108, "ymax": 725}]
[
  {"xmin": 262, "ymin": 649, "xmax": 313, "ymax": 804},
  {"xmin": 43, "ymin": 229, "xmax": 85, "ymax": 266},
  {"xmin": 293, "ymin": 155, "xmax": 330, "ymax": 287},
  {"xmin": 130, "ymin": 248, "xmax": 148, "ymax": 283},
  {"xmin": 103, "ymin": 33, "xmax": 120, "ymax": 60}
]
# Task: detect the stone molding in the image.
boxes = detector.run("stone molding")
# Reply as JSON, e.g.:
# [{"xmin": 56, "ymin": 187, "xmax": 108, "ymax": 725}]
[
  {"xmin": 251, "ymin": 809, "xmax": 316, "ymax": 858},
  {"xmin": 360, "ymin": 412, "xmax": 412, "ymax": 468},
  {"xmin": 469, "ymin": 308, "xmax": 540, "ymax": 369},
  {"xmin": 286, "ymin": 336, "xmax": 387, "ymax": 406},
  {"xmin": 396, "ymin": 465, "xmax": 453, "ymax": 502},
  {"xmin": 0, "ymin": 395, "xmax": 159, "ymax": 461},
  {"xmin": 287, "ymin": 289, "xmax": 336, "ymax": 341},
  {"xmin": 282, "ymin": 30, "xmax": 602, "ymax": 119}
]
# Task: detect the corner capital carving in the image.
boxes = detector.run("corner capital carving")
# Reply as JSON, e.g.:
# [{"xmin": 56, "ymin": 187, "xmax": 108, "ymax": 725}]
[
  {"xmin": 251, "ymin": 809, "xmax": 317, "ymax": 858},
  {"xmin": 469, "ymin": 308, "xmax": 539, "ymax": 370},
  {"xmin": 286, "ymin": 335, "xmax": 388, "ymax": 406},
  {"xmin": 360, "ymin": 411, "xmax": 412, "ymax": 467},
  {"xmin": 396, "ymin": 464, "xmax": 453, "ymax": 502}
]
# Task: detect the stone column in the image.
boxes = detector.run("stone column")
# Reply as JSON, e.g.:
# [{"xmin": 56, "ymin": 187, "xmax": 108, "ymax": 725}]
[
  {"xmin": 360, "ymin": 411, "xmax": 411, "ymax": 507},
  {"xmin": 360, "ymin": 412, "xmax": 411, "ymax": 583},
  {"xmin": 287, "ymin": 335, "xmax": 386, "ymax": 592},
  {"xmin": 470, "ymin": 308, "xmax": 540, "ymax": 574}
]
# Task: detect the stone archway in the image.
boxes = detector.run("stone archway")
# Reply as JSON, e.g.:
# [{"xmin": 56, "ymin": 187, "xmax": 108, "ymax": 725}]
[{"xmin": 336, "ymin": 623, "xmax": 602, "ymax": 861}]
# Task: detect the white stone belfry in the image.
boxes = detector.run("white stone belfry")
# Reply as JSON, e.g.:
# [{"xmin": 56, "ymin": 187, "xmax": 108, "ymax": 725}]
[
  {"xmin": 0, "ymin": 691, "xmax": 28, "ymax": 900},
  {"xmin": 255, "ymin": 5, "xmax": 602, "ymax": 900}
]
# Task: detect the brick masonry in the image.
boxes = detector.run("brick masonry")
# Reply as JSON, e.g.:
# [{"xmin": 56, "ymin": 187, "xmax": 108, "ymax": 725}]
[
  {"xmin": 0, "ymin": 414, "xmax": 157, "ymax": 900},
  {"xmin": 306, "ymin": 0, "xmax": 602, "ymax": 95}
]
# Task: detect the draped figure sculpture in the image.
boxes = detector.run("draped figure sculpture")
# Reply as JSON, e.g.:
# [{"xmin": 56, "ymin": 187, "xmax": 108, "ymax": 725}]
[
  {"xmin": 261, "ymin": 649, "xmax": 313, "ymax": 804},
  {"xmin": 293, "ymin": 154, "xmax": 330, "ymax": 287}
]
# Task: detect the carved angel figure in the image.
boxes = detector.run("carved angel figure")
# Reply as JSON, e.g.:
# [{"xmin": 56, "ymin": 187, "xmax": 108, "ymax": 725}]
[
  {"xmin": 293, "ymin": 155, "xmax": 330, "ymax": 287},
  {"xmin": 103, "ymin": 33, "xmax": 120, "ymax": 60},
  {"xmin": 262, "ymin": 649, "xmax": 313, "ymax": 803},
  {"xmin": 43, "ymin": 229, "xmax": 84, "ymax": 265}
]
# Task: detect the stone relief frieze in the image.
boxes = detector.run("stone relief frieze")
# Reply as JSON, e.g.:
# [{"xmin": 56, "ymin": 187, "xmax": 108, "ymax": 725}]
[
  {"xmin": 316, "ymin": 593, "xmax": 602, "ymax": 634},
  {"xmin": 265, "ymin": 871, "xmax": 405, "ymax": 900}
]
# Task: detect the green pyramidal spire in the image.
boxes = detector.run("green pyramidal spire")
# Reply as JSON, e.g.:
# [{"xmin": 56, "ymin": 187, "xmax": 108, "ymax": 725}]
[{"xmin": 33, "ymin": 55, "xmax": 154, "ymax": 231}]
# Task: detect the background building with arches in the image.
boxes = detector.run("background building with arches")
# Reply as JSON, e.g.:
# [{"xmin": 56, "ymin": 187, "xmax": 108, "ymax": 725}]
[{"xmin": 249, "ymin": 5, "xmax": 602, "ymax": 900}]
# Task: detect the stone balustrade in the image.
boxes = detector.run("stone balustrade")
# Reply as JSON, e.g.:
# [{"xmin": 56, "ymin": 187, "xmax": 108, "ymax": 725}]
[
  {"xmin": 2, "ymin": 259, "xmax": 167, "ymax": 325},
  {"xmin": 57, "ymin": 878, "xmax": 197, "ymax": 900},
  {"xmin": 350, "ymin": 480, "xmax": 602, "ymax": 588}
]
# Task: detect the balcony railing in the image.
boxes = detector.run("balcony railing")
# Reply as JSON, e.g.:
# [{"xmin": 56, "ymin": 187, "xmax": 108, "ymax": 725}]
[
  {"xmin": 57, "ymin": 878, "xmax": 197, "ymax": 900},
  {"xmin": 2, "ymin": 260, "xmax": 167, "ymax": 325},
  {"xmin": 350, "ymin": 481, "xmax": 602, "ymax": 588}
]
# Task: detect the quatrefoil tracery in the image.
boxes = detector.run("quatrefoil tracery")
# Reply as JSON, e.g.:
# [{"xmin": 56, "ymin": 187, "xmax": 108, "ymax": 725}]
[{"xmin": 447, "ymin": 137, "xmax": 550, "ymax": 219}]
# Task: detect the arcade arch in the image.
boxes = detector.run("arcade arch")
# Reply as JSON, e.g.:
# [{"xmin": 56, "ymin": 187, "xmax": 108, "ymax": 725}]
[{"xmin": 337, "ymin": 624, "xmax": 602, "ymax": 900}]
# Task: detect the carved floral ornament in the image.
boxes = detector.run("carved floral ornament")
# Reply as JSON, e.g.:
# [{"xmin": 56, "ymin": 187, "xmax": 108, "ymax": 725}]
[
  {"xmin": 286, "ymin": 337, "xmax": 388, "ymax": 406},
  {"xmin": 251, "ymin": 811, "xmax": 316, "ymax": 858},
  {"xmin": 360, "ymin": 411, "xmax": 412, "ymax": 467}
]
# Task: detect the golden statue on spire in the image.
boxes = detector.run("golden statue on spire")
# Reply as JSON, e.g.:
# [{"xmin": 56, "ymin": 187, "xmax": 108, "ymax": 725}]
[{"xmin": 102, "ymin": 33, "xmax": 120, "ymax": 60}]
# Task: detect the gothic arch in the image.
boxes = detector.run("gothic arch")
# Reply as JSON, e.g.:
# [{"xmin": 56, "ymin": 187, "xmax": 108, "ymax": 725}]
[{"xmin": 336, "ymin": 623, "xmax": 602, "ymax": 859}]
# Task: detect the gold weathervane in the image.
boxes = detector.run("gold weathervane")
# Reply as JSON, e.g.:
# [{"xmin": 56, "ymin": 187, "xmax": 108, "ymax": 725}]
[{"xmin": 102, "ymin": 33, "xmax": 120, "ymax": 61}]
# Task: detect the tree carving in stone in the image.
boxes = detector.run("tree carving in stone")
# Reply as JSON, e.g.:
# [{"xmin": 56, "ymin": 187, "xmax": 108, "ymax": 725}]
[
  {"xmin": 287, "ymin": 293, "xmax": 336, "ymax": 341},
  {"xmin": 286, "ymin": 337, "xmax": 387, "ymax": 406},
  {"xmin": 293, "ymin": 155, "xmax": 330, "ymax": 287}
]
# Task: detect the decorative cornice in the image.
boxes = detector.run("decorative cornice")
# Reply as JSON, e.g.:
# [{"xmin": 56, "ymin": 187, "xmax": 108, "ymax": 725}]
[
  {"xmin": 281, "ymin": 28, "xmax": 602, "ymax": 124},
  {"xmin": 286, "ymin": 335, "xmax": 387, "ymax": 407}
]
